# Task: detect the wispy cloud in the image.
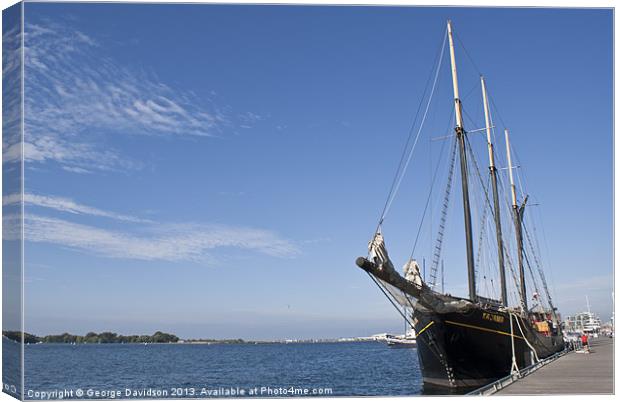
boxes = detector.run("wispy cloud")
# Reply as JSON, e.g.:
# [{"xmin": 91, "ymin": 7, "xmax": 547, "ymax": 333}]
[
  {"xmin": 2, "ymin": 193, "xmax": 299, "ymax": 263},
  {"xmin": 238, "ymin": 111, "xmax": 264, "ymax": 125},
  {"xmin": 2, "ymin": 214, "xmax": 299, "ymax": 263},
  {"xmin": 3, "ymin": 193, "xmax": 150, "ymax": 223},
  {"xmin": 16, "ymin": 20, "xmax": 233, "ymax": 172},
  {"xmin": 2, "ymin": 23, "xmax": 22, "ymax": 165}
]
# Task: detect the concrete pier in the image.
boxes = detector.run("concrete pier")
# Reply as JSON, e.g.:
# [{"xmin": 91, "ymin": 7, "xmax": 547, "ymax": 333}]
[{"xmin": 495, "ymin": 337, "xmax": 614, "ymax": 395}]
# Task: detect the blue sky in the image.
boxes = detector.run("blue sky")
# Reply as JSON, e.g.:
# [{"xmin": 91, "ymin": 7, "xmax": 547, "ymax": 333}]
[{"xmin": 6, "ymin": 4, "xmax": 612, "ymax": 339}]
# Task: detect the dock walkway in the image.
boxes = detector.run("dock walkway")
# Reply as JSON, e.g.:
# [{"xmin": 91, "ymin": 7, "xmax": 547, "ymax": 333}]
[{"xmin": 495, "ymin": 337, "xmax": 614, "ymax": 394}]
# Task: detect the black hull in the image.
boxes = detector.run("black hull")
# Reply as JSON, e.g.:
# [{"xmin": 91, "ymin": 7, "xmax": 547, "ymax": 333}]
[{"xmin": 412, "ymin": 307, "xmax": 564, "ymax": 388}]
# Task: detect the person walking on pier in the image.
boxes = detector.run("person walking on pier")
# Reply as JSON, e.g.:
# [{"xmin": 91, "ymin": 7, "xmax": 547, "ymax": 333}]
[{"xmin": 580, "ymin": 334, "xmax": 590, "ymax": 352}]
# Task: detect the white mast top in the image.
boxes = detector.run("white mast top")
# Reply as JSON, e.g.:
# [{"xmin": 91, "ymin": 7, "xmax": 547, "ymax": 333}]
[
  {"xmin": 504, "ymin": 129, "xmax": 518, "ymax": 207},
  {"xmin": 447, "ymin": 20, "xmax": 464, "ymax": 129},
  {"xmin": 481, "ymin": 76, "xmax": 495, "ymax": 169}
]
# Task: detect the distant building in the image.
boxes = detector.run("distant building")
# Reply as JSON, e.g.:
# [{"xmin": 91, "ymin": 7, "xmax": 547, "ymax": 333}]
[
  {"xmin": 564, "ymin": 311, "xmax": 602, "ymax": 334},
  {"xmin": 601, "ymin": 322, "xmax": 614, "ymax": 336},
  {"xmin": 370, "ymin": 333, "xmax": 390, "ymax": 340}
]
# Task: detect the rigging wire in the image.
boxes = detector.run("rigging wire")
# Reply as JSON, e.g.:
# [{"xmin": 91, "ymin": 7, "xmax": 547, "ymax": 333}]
[
  {"xmin": 533, "ymin": 204, "xmax": 559, "ymax": 302},
  {"xmin": 408, "ymin": 114, "xmax": 455, "ymax": 260},
  {"xmin": 373, "ymin": 28, "xmax": 448, "ymax": 233},
  {"xmin": 427, "ymin": 135, "xmax": 458, "ymax": 287},
  {"xmin": 461, "ymin": 66, "xmax": 545, "ymax": 311},
  {"xmin": 454, "ymin": 30, "xmax": 484, "ymax": 77},
  {"xmin": 523, "ymin": 251, "xmax": 543, "ymax": 310},
  {"xmin": 485, "ymin": 85, "xmax": 509, "ymax": 130},
  {"xmin": 523, "ymin": 221, "xmax": 556, "ymax": 313},
  {"xmin": 468, "ymin": 77, "xmax": 523, "ymax": 307},
  {"xmin": 508, "ymin": 135, "xmax": 560, "ymax": 311},
  {"xmin": 465, "ymin": 74, "xmax": 557, "ymax": 313},
  {"xmin": 467, "ymin": 131, "xmax": 494, "ymax": 299},
  {"xmin": 463, "ymin": 115, "xmax": 531, "ymax": 309},
  {"xmin": 464, "ymin": 133, "xmax": 495, "ymax": 227},
  {"xmin": 474, "ymin": 193, "xmax": 489, "ymax": 294},
  {"xmin": 365, "ymin": 272, "xmax": 416, "ymax": 328},
  {"xmin": 496, "ymin": 122, "xmax": 556, "ymax": 311}
]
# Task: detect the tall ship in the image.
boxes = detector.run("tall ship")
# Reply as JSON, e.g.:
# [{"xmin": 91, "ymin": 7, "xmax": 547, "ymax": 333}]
[{"xmin": 355, "ymin": 20, "xmax": 564, "ymax": 389}]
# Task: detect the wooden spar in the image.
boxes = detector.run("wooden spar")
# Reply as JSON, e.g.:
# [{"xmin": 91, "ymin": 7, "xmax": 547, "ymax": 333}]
[
  {"xmin": 505, "ymin": 129, "xmax": 518, "ymax": 207},
  {"xmin": 355, "ymin": 256, "xmax": 473, "ymax": 314},
  {"xmin": 448, "ymin": 21, "xmax": 463, "ymax": 129},
  {"xmin": 505, "ymin": 129, "xmax": 528, "ymax": 311},
  {"xmin": 355, "ymin": 257, "xmax": 423, "ymax": 299},
  {"xmin": 447, "ymin": 20, "xmax": 477, "ymax": 302},
  {"xmin": 481, "ymin": 76, "xmax": 508, "ymax": 306}
]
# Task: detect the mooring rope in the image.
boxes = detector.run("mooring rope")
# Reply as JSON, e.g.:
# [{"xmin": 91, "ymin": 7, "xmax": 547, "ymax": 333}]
[
  {"xmin": 509, "ymin": 313, "xmax": 519, "ymax": 375},
  {"xmin": 511, "ymin": 312, "xmax": 540, "ymax": 363}
]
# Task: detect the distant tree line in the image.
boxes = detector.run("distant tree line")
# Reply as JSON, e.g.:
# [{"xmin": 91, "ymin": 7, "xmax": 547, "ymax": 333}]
[
  {"xmin": 3, "ymin": 331, "xmax": 40, "ymax": 344},
  {"xmin": 3, "ymin": 331, "xmax": 179, "ymax": 344}
]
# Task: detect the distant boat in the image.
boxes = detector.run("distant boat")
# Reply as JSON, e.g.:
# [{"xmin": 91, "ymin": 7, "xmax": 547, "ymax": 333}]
[
  {"xmin": 387, "ymin": 308, "xmax": 417, "ymax": 348},
  {"xmin": 564, "ymin": 296, "xmax": 602, "ymax": 336},
  {"xmin": 386, "ymin": 335, "xmax": 417, "ymax": 348}
]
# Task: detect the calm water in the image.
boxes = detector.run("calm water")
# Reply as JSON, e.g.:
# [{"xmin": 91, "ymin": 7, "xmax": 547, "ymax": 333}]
[{"xmin": 4, "ymin": 339, "xmax": 432, "ymax": 399}]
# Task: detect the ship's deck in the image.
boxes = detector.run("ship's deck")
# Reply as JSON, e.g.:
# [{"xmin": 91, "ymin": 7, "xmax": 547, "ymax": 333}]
[{"xmin": 495, "ymin": 337, "xmax": 614, "ymax": 395}]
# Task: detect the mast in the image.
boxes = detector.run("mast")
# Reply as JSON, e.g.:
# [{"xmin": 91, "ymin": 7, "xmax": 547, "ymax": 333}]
[
  {"xmin": 505, "ymin": 129, "xmax": 527, "ymax": 311},
  {"xmin": 481, "ymin": 76, "xmax": 508, "ymax": 306},
  {"xmin": 447, "ymin": 20, "xmax": 477, "ymax": 302}
]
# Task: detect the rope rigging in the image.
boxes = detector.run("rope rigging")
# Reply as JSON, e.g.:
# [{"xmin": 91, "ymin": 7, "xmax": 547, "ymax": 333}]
[
  {"xmin": 373, "ymin": 28, "xmax": 448, "ymax": 234},
  {"xmin": 462, "ymin": 108, "xmax": 537, "ymax": 311},
  {"xmin": 428, "ymin": 137, "xmax": 458, "ymax": 288},
  {"xmin": 464, "ymin": 134, "xmax": 500, "ymax": 293},
  {"xmin": 408, "ymin": 109, "xmax": 455, "ymax": 260},
  {"xmin": 505, "ymin": 130, "xmax": 559, "ymax": 316},
  {"xmin": 473, "ymin": 175, "xmax": 498, "ymax": 299},
  {"xmin": 461, "ymin": 97, "xmax": 534, "ymax": 310},
  {"xmin": 523, "ymin": 252, "xmax": 544, "ymax": 311},
  {"xmin": 365, "ymin": 272, "xmax": 416, "ymax": 329},
  {"xmin": 503, "ymin": 236, "xmax": 524, "ymax": 309},
  {"xmin": 511, "ymin": 312, "xmax": 540, "ymax": 363},
  {"xmin": 523, "ymin": 221, "xmax": 556, "ymax": 314},
  {"xmin": 509, "ymin": 313, "xmax": 519, "ymax": 375}
]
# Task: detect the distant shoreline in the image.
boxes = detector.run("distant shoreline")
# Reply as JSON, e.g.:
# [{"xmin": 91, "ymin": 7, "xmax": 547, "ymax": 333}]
[{"xmin": 2, "ymin": 331, "xmax": 378, "ymax": 345}]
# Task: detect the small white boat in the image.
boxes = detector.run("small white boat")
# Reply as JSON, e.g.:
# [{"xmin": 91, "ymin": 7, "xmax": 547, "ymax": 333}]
[
  {"xmin": 386, "ymin": 308, "xmax": 417, "ymax": 348},
  {"xmin": 386, "ymin": 336, "xmax": 417, "ymax": 348}
]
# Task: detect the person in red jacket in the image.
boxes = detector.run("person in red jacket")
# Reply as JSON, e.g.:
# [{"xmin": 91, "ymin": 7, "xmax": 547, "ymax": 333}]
[{"xmin": 581, "ymin": 334, "xmax": 589, "ymax": 351}]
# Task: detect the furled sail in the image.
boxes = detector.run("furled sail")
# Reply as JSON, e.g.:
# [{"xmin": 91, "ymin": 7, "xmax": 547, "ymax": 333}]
[
  {"xmin": 358, "ymin": 232, "xmax": 474, "ymax": 314},
  {"xmin": 402, "ymin": 258, "xmax": 423, "ymax": 288},
  {"xmin": 366, "ymin": 232, "xmax": 417, "ymax": 308}
]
